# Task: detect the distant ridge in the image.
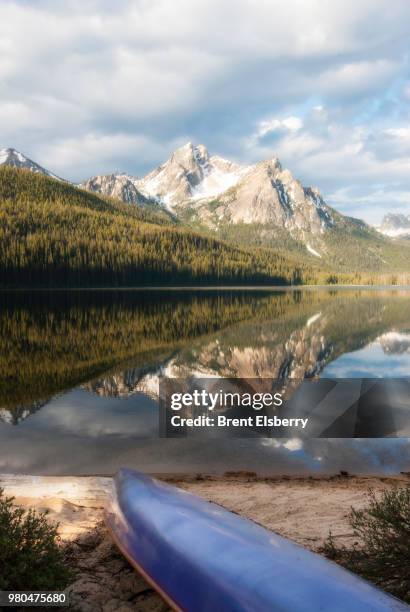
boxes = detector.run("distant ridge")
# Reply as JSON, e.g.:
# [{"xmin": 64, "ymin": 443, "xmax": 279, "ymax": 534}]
[{"xmin": 378, "ymin": 213, "xmax": 410, "ymax": 238}]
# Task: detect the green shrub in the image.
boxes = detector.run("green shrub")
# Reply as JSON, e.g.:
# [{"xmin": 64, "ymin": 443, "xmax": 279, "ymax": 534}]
[
  {"xmin": 322, "ymin": 487, "xmax": 410, "ymax": 603},
  {"xmin": 0, "ymin": 487, "xmax": 71, "ymax": 590}
]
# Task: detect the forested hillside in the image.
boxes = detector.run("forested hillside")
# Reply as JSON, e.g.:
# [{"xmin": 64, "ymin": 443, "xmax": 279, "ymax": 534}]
[
  {"xmin": 0, "ymin": 167, "xmax": 315, "ymax": 287},
  {"xmin": 180, "ymin": 208, "xmax": 410, "ymax": 274}
]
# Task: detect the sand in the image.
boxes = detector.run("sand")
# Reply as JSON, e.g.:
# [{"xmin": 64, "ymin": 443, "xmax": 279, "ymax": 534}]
[{"xmin": 1, "ymin": 472, "xmax": 409, "ymax": 611}]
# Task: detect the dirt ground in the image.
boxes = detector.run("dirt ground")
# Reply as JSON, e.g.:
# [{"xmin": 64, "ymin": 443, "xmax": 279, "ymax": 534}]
[{"xmin": 1, "ymin": 472, "xmax": 409, "ymax": 611}]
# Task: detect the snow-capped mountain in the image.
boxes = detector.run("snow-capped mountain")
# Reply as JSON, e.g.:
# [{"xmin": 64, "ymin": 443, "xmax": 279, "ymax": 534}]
[
  {"xmin": 0, "ymin": 147, "xmax": 60, "ymax": 179},
  {"xmin": 79, "ymin": 173, "xmax": 151, "ymax": 205},
  {"xmin": 135, "ymin": 142, "xmax": 250, "ymax": 208},
  {"xmin": 141, "ymin": 142, "xmax": 335, "ymax": 238},
  {"xmin": 81, "ymin": 142, "xmax": 335, "ymax": 240},
  {"xmin": 378, "ymin": 213, "xmax": 410, "ymax": 238},
  {"xmin": 0, "ymin": 144, "xmax": 405, "ymax": 250},
  {"xmin": 81, "ymin": 143, "xmax": 249, "ymax": 210}
]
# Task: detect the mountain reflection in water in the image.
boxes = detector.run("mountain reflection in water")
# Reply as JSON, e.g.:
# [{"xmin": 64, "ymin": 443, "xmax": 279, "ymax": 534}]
[{"xmin": 0, "ymin": 288, "xmax": 410, "ymax": 475}]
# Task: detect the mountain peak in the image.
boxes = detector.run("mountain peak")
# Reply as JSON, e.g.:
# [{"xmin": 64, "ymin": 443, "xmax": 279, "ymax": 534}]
[
  {"xmin": 170, "ymin": 142, "xmax": 209, "ymax": 165},
  {"xmin": 174, "ymin": 141, "xmax": 207, "ymax": 152},
  {"xmin": 172, "ymin": 141, "xmax": 193, "ymax": 155},
  {"xmin": 0, "ymin": 147, "xmax": 27, "ymax": 164},
  {"xmin": 270, "ymin": 156, "xmax": 282, "ymax": 170},
  {"xmin": 80, "ymin": 142, "xmax": 334, "ymax": 238},
  {"xmin": 0, "ymin": 147, "xmax": 60, "ymax": 179},
  {"xmin": 133, "ymin": 143, "xmax": 247, "ymax": 208},
  {"xmin": 378, "ymin": 212, "xmax": 410, "ymax": 238},
  {"xmin": 79, "ymin": 173, "xmax": 151, "ymax": 206}
]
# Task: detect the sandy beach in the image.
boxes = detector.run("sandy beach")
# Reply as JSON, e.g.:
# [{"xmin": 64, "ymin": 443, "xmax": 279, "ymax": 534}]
[{"xmin": 1, "ymin": 472, "xmax": 409, "ymax": 611}]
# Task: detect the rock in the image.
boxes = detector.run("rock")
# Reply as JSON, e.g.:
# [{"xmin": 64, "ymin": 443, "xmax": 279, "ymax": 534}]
[
  {"xmin": 79, "ymin": 174, "xmax": 151, "ymax": 206},
  {"xmin": 64, "ymin": 524, "xmax": 169, "ymax": 612}
]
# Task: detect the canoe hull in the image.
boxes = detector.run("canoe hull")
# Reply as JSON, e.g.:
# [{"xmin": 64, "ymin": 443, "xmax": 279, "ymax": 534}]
[{"xmin": 106, "ymin": 469, "xmax": 408, "ymax": 612}]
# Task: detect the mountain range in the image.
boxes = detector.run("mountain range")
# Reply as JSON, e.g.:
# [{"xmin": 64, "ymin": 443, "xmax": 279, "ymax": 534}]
[
  {"xmin": 1, "ymin": 143, "xmax": 410, "ymax": 278},
  {"xmin": 79, "ymin": 142, "xmax": 336, "ymax": 249},
  {"xmin": 0, "ymin": 143, "xmax": 389, "ymax": 242}
]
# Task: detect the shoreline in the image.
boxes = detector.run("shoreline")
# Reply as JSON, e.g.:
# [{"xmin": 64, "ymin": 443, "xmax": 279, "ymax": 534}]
[
  {"xmin": 2, "ymin": 471, "xmax": 409, "ymax": 543},
  {"xmin": 2, "ymin": 472, "xmax": 409, "ymax": 611},
  {"xmin": 2, "ymin": 284, "xmax": 410, "ymax": 291}
]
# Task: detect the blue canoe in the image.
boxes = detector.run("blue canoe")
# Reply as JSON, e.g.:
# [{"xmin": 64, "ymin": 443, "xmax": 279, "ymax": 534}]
[{"xmin": 105, "ymin": 469, "xmax": 409, "ymax": 612}]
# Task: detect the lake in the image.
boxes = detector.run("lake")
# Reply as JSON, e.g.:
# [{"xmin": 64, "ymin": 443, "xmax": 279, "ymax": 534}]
[{"xmin": 0, "ymin": 288, "xmax": 410, "ymax": 475}]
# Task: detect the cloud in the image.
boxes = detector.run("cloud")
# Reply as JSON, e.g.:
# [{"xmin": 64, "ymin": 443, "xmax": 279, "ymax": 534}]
[
  {"xmin": 246, "ymin": 99, "xmax": 410, "ymax": 223},
  {"xmin": 37, "ymin": 133, "xmax": 185, "ymax": 180},
  {"xmin": 256, "ymin": 116, "xmax": 303, "ymax": 139},
  {"xmin": 1, "ymin": 0, "xmax": 410, "ymax": 220},
  {"xmin": 374, "ymin": 127, "xmax": 410, "ymax": 159}
]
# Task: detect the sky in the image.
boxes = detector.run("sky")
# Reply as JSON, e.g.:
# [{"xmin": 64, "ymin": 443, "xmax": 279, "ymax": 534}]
[{"xmin": 1, "ymin": 0, "xmax": 410, "ymax": 224}]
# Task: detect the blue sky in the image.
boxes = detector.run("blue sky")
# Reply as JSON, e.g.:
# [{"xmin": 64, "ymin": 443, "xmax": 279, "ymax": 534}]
[{"xmin": 1, "ymin": 0, "xmax": 410, "ymax": 223}]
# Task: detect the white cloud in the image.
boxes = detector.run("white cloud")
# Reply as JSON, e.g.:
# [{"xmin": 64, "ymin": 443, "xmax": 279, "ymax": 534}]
[
  {"xmin": 257, "ymin": 116, "xmax": 303, "ymax": 138},
  {"xmin": 317, "ymin": 60, "xmax": 400, "ymax": 99},
  {"xmin": 38, "ymin": 133, "xmax": 186, "ymax": 180},
  {"xmin": 329, "ymin": 187, "xmax": 410, "ymax": 224},
  {"xmin": 244, "ymin": 99, "xmax": 410, "ymax": 223}
]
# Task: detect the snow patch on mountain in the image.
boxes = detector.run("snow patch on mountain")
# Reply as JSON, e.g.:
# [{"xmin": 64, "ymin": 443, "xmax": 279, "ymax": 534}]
[
  {"xmin": 0, "ymin": 149, "xmax": 10, "ymax": 164},
  {"xmin": 135, "ymin": 143, "xmax": 251, "ymax": 208},
  {"xmin": 307, "ymin": 244, "xmax": 321, "ymax": 257},
  {"xmin": 378, "ymin": 213, "xmax": 410, "ymax": 238},
  {"xmin": 0, "ymin": 147, "xmax": 61, "ymax": 180},
  {"xmin": 191, "ymin": 159, "xmax": 250, "ymax": 200},
  {"xmin": 78, "ymin": 142, "xmax": 337, "ymax": 238}
]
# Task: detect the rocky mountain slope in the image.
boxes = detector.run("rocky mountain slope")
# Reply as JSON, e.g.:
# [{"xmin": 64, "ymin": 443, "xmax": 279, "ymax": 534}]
[
  {"xmin": 79, "ymin": 173, "xmax": 151, "ymax": 205},
  {"xmin": 0, "ymin": 147, "xmax": 60, "ymax": 179},
  {"xmin": 135, "ymin": 142, "xmax": 250, "ymax": 207},
  {"xmin": 378, "ymin": 213, "xmax": 410, "ymax": 238},
  {"xmin": 80, "ymin": 142, "xmax": 249, "ymax": 210},
  {"xmin": 82, "ymin": 142, "xmax": 335, "ymax": 241},
  {"xmin": 179, "ymin": 158, "xmax": 334, "ymax": 239},
  {"xmin": 114, "ymin": 143, "xmax": 410, "ymax": 272}
]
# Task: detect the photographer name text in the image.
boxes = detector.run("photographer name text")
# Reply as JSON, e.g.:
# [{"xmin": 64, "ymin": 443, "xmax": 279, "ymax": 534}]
[{"xmin": 170, "ymin": 414, "xmax": 308, "ymax": 429}]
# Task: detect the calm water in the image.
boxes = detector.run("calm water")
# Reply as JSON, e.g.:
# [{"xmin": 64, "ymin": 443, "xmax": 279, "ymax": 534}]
[{"xmin": 1, "ymin": 288, "xmax": 410, "ymax": 475}]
